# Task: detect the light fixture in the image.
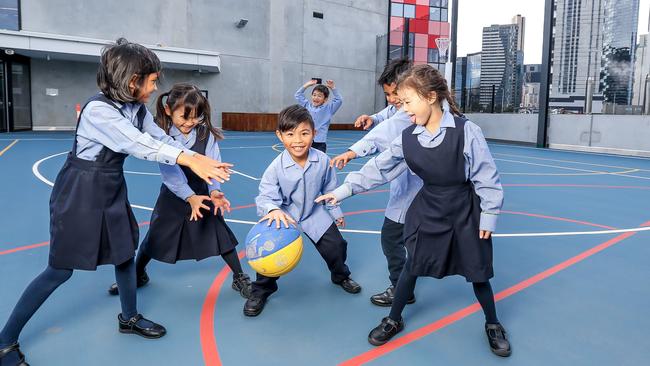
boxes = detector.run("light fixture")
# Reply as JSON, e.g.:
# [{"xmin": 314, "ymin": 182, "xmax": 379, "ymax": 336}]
[
  {"xmin": 4, "ymin": 49, "xmax": 14, "ymax": 55},
  {"xmin": 235, "ymin": 18, "xmax": 248, "ymax": 28}
]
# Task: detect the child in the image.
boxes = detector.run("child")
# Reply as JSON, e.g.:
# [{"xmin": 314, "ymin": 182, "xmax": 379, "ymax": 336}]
[
  {"xmin": 330, "ymin": 58, "xmax": 422, "ymax": 307},
  {"xmin": 353, "ymin": 58, "xmax": 410, "ymax": 131},
  {"xmin": 317, "ymin": 65, "xmax": 511, "ymax": 357},
  {"xmin": 294, "ymin": 79, "xmax": 343, "ymax": 153},
  {"xmin": 107, "ymin": 83, "xmax": 251, "ymax": 298},
  {"xmin": 0, "ymin": 39, "xmax": 231, "ymax": 365},
  {"xmin": 243, "ymin": 104, "xmax": 360, "ymax": 317}
]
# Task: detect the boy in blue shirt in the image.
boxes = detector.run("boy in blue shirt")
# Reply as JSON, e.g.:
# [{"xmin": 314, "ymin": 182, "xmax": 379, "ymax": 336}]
[
  {"xmin": 294, "ymin": 79, "xmax": 343, "ymax": 153},
  {"xmin": 243, "ymin": 104, "xmax": 360, "ymax": 317}
]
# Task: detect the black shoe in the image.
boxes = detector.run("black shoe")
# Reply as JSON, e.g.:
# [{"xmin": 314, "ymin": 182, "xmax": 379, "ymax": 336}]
[
  {"xmin": 370, "ymin": 286, "xmax": 416, "ymax": 307},
  {"xmin": 243, "ymin": 296, "xmax": 267, "ymax": 317},
  {"xmin": 485, "ymin": 323, "xmax": 511, "ymax": 357},
  {"xmin": 336, "ymin": 278, "xmax": 361, "ymax": 294},
  {"xmin": 118, "ymin": 314, "xmax": 166, "ymax": 339},
  {"xmin": 108, "ymin": 271, "xmax": 150, "ymax": 296},
  {"xmin": 232, "ymin": 273, "xmax": 252, "ymax": 299},
  {"xmin": 0, "ymin": 342, "xmax": 29, "ymax": 366},
  {"xmin": 368, "ymin": 317, "xmax": 404, "ymax": 346}
]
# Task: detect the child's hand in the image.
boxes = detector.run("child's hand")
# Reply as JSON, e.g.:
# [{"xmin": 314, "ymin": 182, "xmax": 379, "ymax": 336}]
[
  {"xmin": 187, "ymin": 195, "xmax": 211, "ymax": 221},
  {"xmin": 325, "ymin": 80, "xmax": 335, "ymax": 89},
  {"xmin": 330, "ymin": 150, "xmax": 357, "ymax": 169},
  {"xmin": 354, "ymin": 114, "xmax": 374, "ymax": 130},
  {"xmin": 479, "ymin": 230, "xmax": 492, "ymax": 239},
  {"xmin": 336, "ymin": 217, "xmax": 345, "ymax": 228},
  {"xmin": 260, "ymin": 209, "xmax": 297, "ymax": 229},
  {"xmin": 178, "ymin": 153, "xmax": 233, "ymax": 185},
  {"xmin": 315, "ymin": 193, "xmax": 338, "ymax": 205},
  {"xmin": 304, "ymin": 79, "xmax": 318, "ymax": 88},
  {"xmin": 210, "ymin": 191, "xmax": 231, "ymax": 216}
]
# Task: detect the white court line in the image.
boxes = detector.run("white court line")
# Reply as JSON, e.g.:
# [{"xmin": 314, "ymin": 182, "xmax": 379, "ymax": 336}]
[
  {"xmin": 496, "ymin": 157, "xmax": 640, "ymax": 176},
  {"xmin": 493, "ymin": 152, "xmax": 650, "ymax": 173},
  {"xmin": 491, "ymin": 142, "xmax": 650, "ymax": 162},
  {"xmin": 31, "ymin": 151, "xmax": 650, "ymax": 238},
  {"xmin": 230, "ymin": 169, "xmax": 260, "ymax": 181}
]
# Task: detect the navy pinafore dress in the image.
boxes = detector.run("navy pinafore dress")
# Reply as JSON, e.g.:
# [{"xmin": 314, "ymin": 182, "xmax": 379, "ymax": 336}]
[
  {"xmin": 401, "ymin": 117, "xmax": 493, "ymax": 282},
  {"xmin": 142, "ymin": 127, "xmax": 238, "ymax": 263},
  {"xmin": 48, "ymin": 94, "xmax": 144, "ymax": 270}
]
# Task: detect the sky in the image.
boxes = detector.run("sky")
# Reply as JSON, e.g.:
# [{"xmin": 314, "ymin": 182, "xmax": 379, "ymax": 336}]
[{"xmin": 455, "ymin": 0, "xmax": 650, "ymax": 65}]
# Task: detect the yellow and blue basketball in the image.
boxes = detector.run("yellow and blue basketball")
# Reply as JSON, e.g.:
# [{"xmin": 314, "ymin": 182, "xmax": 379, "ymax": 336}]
[{"xmin": 245, "ymin": 221, "xmax": 303, "ymax": 277}]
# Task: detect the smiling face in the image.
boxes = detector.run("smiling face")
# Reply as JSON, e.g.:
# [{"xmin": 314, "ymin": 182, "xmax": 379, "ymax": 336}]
[
  {"xmin": 311, "ymin": 90, "xmax": 327, "ymax": 107},
  {"xmin": 165, "ymin": 105, "xmax": 204, "ymax": 136},
  {"xmin": 398, "ymin": 86, "xmax": 437, "ymax": 126},
  {"xmin": 382, "ymin": 82, "xmax": 401, "ymax": 109},
  {"xmin": 276, "ymin": 121, "xmax": 315, "ymax": 161},
  {"xmin": 131, "ymin": 72, "xmax": 159, "ymax": 104}
]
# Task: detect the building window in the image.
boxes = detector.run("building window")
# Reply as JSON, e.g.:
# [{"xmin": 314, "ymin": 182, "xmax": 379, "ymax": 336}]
[
  {"xmin": 0, "ymin": 0, "xmax": 19, "ymax": 31},
  {"xmin": 403, "ymin": 4, "xmax": 416, "ymax": 18},
  {"xmin": 391, "ymin": 3, "xmax": 404, "ymax": 17}
]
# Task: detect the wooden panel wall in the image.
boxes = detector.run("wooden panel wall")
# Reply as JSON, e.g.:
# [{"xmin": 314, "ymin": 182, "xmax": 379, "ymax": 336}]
[{"xmin": 222, "ymin": 112, "xmax": 356, "ymax": 131}]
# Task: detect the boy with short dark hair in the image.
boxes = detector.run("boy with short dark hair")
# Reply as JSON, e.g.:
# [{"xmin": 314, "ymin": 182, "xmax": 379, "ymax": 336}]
[
  {"xmin": 243, "ymin": 104, "xmax": 360, "ymax": 317},
  {"xmin": 294, "ymin": 79, "xmax": 343, "ymax": 153}
]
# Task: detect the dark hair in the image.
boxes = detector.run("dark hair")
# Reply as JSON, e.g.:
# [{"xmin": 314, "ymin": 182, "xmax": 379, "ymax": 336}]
[
  {"xmin": 396, "ymin": 64, "xmax": 462, "ymax": 116},
  {"xmin": 97, "ymin": 38, "xmax": 162, "ymax": 103},
  {"xmin": 155, "ymin": 83, "xmax": 223, "ymax": 141},
  {"xmin": 312, "ymin": 85, "xmax": 330, "ymax": 99},
  {"xmin": 378, "ymin": 57, "xmax": 412, "ymax": 86},
  {"xmin": 277, "ymin": 104, "xmax": 315, "ymax": 132}
]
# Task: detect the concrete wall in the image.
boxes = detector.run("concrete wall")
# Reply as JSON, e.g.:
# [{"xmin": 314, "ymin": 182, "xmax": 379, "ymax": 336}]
[
  {"xmin": 21, "ymin": 0, "xmax": 388, "ymax": 129},
  {"xmin": 465, "ymin": 113, "xmax": 538, "ymax": 143}
]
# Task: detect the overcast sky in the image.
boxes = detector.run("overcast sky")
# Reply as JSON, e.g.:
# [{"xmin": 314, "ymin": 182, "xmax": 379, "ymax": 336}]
[{"xmin": 455, "ymin": 0, "xmax": 650, "ymax": 65}]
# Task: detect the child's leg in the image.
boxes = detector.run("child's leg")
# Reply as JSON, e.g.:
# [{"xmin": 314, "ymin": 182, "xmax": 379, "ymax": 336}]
[
  {"xmin": 380, "ymin": 218, "xmax": 406, "ymax": 287},
  {"xmin": 221, "ymin": 249, "xmax": 243, "ymax": 274},
  {"xmin": 250, "ymin": 273, "xmax": 279, "ymax": 299},
  {"xmin": 0, "ymin": 266, "xmax": 73, "ymax": 348},
  {"xmin": 312, "ymin": 224, "xmax": 351, "ymax": 283},
  {"xmin": 135, "ymin": 249, "xmax": 152, "ymax": 277},
  {"xmin": 472, "ymin": 281, "xmax": 499, "ymax": 324},
  {"xmin": 114, "ymin": 259, "xmax": 138, "ymax": 320},
  {"xmin": 388, "ymin": 269, "xmax": 418, "ymax": 321}
]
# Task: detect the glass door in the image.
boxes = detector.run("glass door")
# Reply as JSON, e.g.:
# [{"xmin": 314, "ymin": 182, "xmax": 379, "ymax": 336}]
[
  {"xmin": 8, "ymin": 60, "xmax": 32, "ymax": 131},
  {"xmin": 0, "ymin": 60, "xmax": 6, "ymax": 132}
]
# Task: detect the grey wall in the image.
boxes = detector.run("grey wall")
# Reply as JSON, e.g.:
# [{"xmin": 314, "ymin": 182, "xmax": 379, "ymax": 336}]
[
  {"xmin": 465, "ymin": 113, "xmax": 538, "ymax": 143},
  {"xmin": 22, "ymin": 0, "xmax": 389, "ymax": 129}
]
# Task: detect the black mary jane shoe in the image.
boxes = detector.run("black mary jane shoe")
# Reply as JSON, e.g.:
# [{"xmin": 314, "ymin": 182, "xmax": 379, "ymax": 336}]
[
  {"xmin": 368, "ymin": 317, "xmax": 404, "ymax": 346},
  {"xmin": 485, "ymin": 323, "xmax": 512, "ymax": 357},
  {"xmin": 232, "ymin": 273, "xmax": 252, "ymax": 299},
  {"xmin": 243, "ymin": 296, "xmax": 267, "ymax": 317},
  {"xmin": 0, "ymin": 342, "xmax": 29, "ymax": 366},
  {"xmin": 336, "ymin": 278, "xmax": 362, "ymax": 294},
  {"xmin": 108, "ymin": 271, "xmax": 150, "ymax": 296},
  {"xmin": 370, "ymin": 285, "xmax": 416, "ymax": 307},
  {"xmin": 118, "ymin": 314, "xmax": 166, "ymax": 339}
]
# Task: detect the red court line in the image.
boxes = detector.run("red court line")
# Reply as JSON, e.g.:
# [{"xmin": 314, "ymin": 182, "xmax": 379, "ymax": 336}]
[
  {"xmin": 200, "ymin": 250, "xmax": 246, "ymax": 366},
  {"xmin": 337, "ymin": 221, "xmax": 650, "ymax": 366},
  {"xmin": 500, "ymin": 210, "xmax": 616, "ymax": 230},
  {"xmin": 503, "ymin": 184, "xmax": 650, "ymax": 190}
]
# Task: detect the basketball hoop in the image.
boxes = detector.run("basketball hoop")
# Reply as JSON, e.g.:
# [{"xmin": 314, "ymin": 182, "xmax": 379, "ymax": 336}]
[{"xmin": 435, "ymin": 37, "xmax": 450, "ymax": 62}]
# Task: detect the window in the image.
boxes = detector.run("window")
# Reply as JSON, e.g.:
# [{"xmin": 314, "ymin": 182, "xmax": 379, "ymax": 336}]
[
  {"xmin": 404, "ymin": 4, "xmax": 416, "ymax": 18},
  {"xmin": 0, "ymin": 0, "xmax": 19, "ymax": 31},
  {"xmin": 441, "ymin": 8, "xmax": 448, "ymax": 22},
  {"xmin": 430, "ymin": 7, "xmax": 440, "ymax": 21},
  {"xmin": 391, "ymin": 2, "xmax": 404, "ymax": 17}
]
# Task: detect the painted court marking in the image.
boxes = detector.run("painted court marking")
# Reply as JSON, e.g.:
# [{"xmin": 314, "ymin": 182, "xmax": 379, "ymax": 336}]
[{"xmin": 0, "ymin": 139, "xmax": 18, "ymax": 157}]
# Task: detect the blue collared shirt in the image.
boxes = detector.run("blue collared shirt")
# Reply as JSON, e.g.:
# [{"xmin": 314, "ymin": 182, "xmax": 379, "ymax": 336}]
[
  {"xmin": 347, "ymin": 109, "xmax": 423, "ymax": 224},
  {"xmin": 294, "ymin": 87, "xmax": 343, "ymax": 143},
  {"xmin": 369, "ymin": 104, "xmax": 397, "ymax": 127},
  {"xmin": 256, "ymin": 148, "xmax": 343, "ymax": 242},
  {"xmin": 333, "ymin": 110, "xmax": 504, "ymax": 232},
  {"xmin": 76, "ymin": 99, "xmax": 191, "ymax": 164},
  {"xmin": 159, "ymin": 125, "xmax": 222, "ymax": 201}
]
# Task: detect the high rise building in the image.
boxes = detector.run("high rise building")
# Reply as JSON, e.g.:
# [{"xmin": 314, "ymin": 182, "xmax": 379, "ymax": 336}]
[
  {"xmin": 522, "ymin": 64, "xmax": 541, "ymax": 110},
  {"xmin": 549, "ymin": 0, "xmax": 639, "ymax": 113},
  {"xmin": 479, "ymin": 23, "xmax": 524, "ymax": 112}
]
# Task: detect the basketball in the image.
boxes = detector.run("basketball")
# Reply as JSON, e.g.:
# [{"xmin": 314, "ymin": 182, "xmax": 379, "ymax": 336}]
[{"xmin": 244, "ymin": 221, "xmax": 304, "ymax": 277}]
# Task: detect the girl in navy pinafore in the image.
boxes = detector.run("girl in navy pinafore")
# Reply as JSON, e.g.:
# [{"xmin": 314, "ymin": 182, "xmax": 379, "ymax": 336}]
[
  {"xmin": 318, "ymin": 65, "xmax": 512, "ymax": 357},
  {"xmin": 107, "ymin": 83, "xmax": 251, "ymax": 298},
  {"xmin": 0, "ymin": 39, "xmax": 231, "ymax": 366}
]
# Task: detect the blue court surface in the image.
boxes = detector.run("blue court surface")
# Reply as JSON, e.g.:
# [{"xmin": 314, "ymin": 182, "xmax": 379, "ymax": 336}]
[{"xmin": 1, "ymin": 131, "xmax": 649, "ymax": 366}]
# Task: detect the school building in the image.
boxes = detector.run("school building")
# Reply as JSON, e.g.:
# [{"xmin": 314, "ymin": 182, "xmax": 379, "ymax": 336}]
[{"xmin": 0, "ymin": 0, "xmax": 404, "ymax": 132}]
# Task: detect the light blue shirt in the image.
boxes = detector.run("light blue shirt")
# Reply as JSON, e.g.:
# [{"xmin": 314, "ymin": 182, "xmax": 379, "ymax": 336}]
[
  {"xmin": 347, "ymin": 109, "xmax": 423, "ymax": 224},
  {"xmin": 256, "ymin": 148, "xmax": 343, "ymax": 242},
  {"xmin": 332, "ymin": 110, "xmax": 504, "ymax": 232},
  {"xmin": 294, "ymin": 86, "xmax": 343, "ymax": 143},
  {"xmin": 76, "ymin": 99, "xmax": 192, "ymax": 164},
  {"xmin": 370, "ymin": 104, "xmax": 397, "ymax": 127},
  {"xmin": 159, "ymin": 125, "xmax": 222, "ymax": 201}
]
